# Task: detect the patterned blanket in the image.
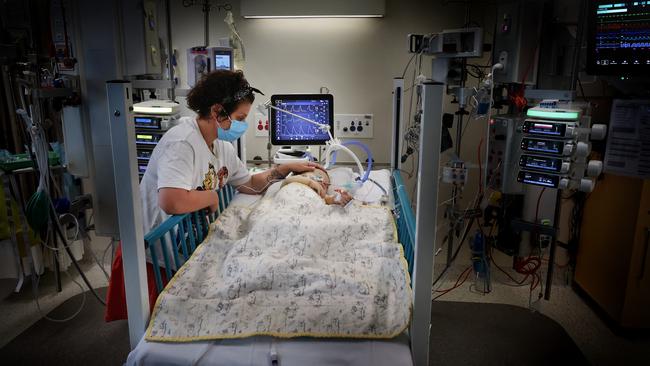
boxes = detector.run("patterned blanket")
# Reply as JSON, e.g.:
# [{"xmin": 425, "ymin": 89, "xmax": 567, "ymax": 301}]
[{"xmin": 145, "ymin": 183, "xmax": 412, "ymax": 342}]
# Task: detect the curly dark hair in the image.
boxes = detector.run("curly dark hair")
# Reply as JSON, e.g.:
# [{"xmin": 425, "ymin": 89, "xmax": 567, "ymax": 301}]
[{"xmin": 186, "ymin": 70, "xmax": 258, "ymax": 118}]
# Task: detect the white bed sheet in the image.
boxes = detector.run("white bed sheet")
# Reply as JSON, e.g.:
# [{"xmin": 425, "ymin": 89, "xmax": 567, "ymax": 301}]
[{"xmin": 127, "ymin": 333, "xmax": 413, "ymax": 366}]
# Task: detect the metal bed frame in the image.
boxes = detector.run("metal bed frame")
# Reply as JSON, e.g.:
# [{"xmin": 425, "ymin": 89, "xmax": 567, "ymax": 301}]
[{"xmin": 108, "ymin": 80, "xmax": 444, "ymax": 366}]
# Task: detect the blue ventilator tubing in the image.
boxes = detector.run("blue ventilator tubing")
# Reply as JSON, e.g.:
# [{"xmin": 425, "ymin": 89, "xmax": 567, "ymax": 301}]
[{"xmin": 330, "ymin": 140, "xmax": 373, "ymax": 183}]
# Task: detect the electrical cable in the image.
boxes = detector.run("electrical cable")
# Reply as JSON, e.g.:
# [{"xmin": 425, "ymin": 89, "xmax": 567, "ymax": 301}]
[
  {"xmin": 480, "ymin": 63, "xmax": 502, "ymax": 194},
  {"xmin": 366, "ymin": 177, "xmax": 388, "ymax": 196},
  {"xmin": 33, "ymin": 269, "xmax": 87, "ymax": 322},
  {"xmin": 432, "ymin": 266, "xmax": 472, "ymax": 301},
  {"xmin": 39, "ymin": 212, "xmax": 79, "ymax": 252},
  {"xmin": 401, "ymin": 53, "xmax": 417, "ymax": 78},
  {"xmin": 238, "ymin": 178, "xmax": 282, "ymax": 194},
  {"xmin": 101, "ymin": 239, "xmax": 114, "ymax": 276},
  {"xmin": 84, "ymin": 239, "xmax": 110, "ymax": 281},
  {"xmin": 49, "ymin": 203, "xmax": 107, "ymax": 306}
]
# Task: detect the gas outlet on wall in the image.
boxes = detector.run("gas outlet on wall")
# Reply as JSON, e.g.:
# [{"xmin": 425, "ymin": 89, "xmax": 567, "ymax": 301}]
[
  {"xmin": 254, "ymin": 112, "xmax": 269, "ymax": 137},
  {"xmin": 334, "ymin": 114, "xmax": 373, "ymax": 138}
]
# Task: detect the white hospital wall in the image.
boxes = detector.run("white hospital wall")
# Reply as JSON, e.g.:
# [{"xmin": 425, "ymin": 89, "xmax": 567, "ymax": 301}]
[{"xmin": 170, "ymin": 0, "xmax": 467, "ymax": 165}]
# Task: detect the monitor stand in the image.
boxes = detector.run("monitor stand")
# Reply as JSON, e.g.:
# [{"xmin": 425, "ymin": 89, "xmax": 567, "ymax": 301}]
[{"xmin": 273, "ymin": 146, "xmax": 312, "ymax": 165}]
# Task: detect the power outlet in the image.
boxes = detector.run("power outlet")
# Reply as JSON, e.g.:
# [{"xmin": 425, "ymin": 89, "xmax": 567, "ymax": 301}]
[
  {"xmin": 254, "ymin": 112, "xmax": 269, "ymax": 137},
  {"xmin": 334, "ymin": 114, "xmax": 373, "ymax": 139}
]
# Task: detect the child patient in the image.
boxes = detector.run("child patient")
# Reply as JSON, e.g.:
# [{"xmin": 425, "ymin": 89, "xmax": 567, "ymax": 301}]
[{"xmin": 281, "ymin": 166, "xmax": 353, "ymax": 206}]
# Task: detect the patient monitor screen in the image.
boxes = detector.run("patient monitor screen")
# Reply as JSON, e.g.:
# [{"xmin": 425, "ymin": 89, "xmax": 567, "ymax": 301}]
[{"xmin": 270, "ymin": 94, "xmax": 334, "ymax": 145}]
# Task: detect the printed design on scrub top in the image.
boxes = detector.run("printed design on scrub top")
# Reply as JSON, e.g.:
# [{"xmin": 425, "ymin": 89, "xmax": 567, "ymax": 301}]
[
  {"xmin": 202, "ymin": 163, "xmax": 218, "ymax": 190},
  {"xmin": 145, "ymin": 183, "xmax": 412, "ymax": 342},
  {"xmin": 217, "ymin": 166, "xmax": 229, "ymax": 189}
]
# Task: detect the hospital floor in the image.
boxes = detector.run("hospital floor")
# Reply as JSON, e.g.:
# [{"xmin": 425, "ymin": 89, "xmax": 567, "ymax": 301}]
[
  {"xmin": 431, "ymin": 245, "xmax": 650, "ymax": 365},
  {"xmin": 0, "ymin": 237, "xmax": 648, "ymax": 365},
  {"xmin": 0, "ymin": 236, "xmax": 113, "ymax": 348}
]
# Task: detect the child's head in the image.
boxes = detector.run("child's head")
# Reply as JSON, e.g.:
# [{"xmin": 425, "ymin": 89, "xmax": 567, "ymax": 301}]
[{"xmin": 299, "ymin": 167, "xmax": 330, "ymax": 192}]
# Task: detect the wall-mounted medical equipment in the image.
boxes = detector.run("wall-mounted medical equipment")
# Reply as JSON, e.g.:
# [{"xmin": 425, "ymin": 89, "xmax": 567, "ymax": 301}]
[
  {"xmin": 408, "ymin": 28, "xmax": 483, "ymax": 58},
  {"xmin": 132, "ymin": 100, "xmax": 180, "ymax": 179},
  {"xmin": 485, "ymin": 115, "xmax": 524, "ymax": 194},
  {"xmin": 187, "ymin": 47, "xmax": 233, "ymax": 87},
  {"xmin": 587, "ymin": 1, "xmax": 650, "ymax": 76},
  {"xmin": 491, "ymin": 0, "xmax": 544, "ymax": 84},
  {"xmin": 334, "ymin": 114, "xmax": 374, "ymax": 139},
  {"xmin": 187, "ymin": 47, "xmax": 208, "ymax": 88},
  {"xmin": 121, "ymin": 0, "xmax": 162, "ymax": 76}
]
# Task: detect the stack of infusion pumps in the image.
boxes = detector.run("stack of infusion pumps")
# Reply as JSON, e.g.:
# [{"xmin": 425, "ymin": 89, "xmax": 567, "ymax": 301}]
[
  {"xmin": 133, "ymin": 100, "xmax": 181, "ymax": 179},
  {"xmin": 516, "ymin": 101, "xmax": 606, "ymax": 192}
]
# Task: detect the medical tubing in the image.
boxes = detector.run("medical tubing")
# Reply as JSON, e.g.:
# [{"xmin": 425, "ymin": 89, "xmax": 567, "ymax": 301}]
[
  {"xmin": 325, "ymin": 143, "xmax": 365, "ymax": 179},
  {"xmin": 330, "ymin": 140, "xmax": 372, "ymax": 182},
  {"xmin": 34, "ymin": 270, "xmax": 87, "ymax": 322},
  {"xmin": 20, "ymin": 107, "xmax": 106, "ymax": 309},
  {"xmin": 482, "ymin": 63, "xmax": 502, "ymax": 192},
  {"xmin": 49, "ymin": 203, "xmax": 107, "ymax": 306}
]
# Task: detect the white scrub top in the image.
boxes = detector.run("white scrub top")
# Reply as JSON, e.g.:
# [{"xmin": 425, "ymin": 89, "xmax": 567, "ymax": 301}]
[{"xmin": 139, "ymin": 116, "xmax": 250, "ymax": 237}]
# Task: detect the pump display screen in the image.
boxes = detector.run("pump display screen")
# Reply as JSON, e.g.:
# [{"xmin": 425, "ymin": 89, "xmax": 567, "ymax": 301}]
[
  {"xmin": 587, "ymin": 1, "xmax": 650, "ymax": 75},
  {"xmin": 521, "ymin": 138, "xmax": 565, "ymax": 155},
  {"xmin": 214, "ymin": 53, "xmax": 231, "ymax": 70},
  {"xmin": 523, "ymin": 120, "xmax": 567, "ymax": 136},
  {"xmin": 519, "ymin": 154, "xmax": 564, "ymax": 173},
  {"xmin": 137, "ymin": 150, "xmax": 152, "ymax": 160},
  {"xmin": 517, "ymin": 171, "xmax": 560, "ymax": 188},
  {"xmin": 135, "ymin": 132, "xmax": 163, "ymax": 145},
  {"xmin": 270, "ymin": 94, "xmax": 334, "ymax": 146},
  {"xmin": 134, "ymin": 116, "xmax": 161, "ymax": 129}
]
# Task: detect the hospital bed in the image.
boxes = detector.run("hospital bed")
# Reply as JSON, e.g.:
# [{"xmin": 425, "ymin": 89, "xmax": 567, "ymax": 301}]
[{"xmin": 125, "ymin": 169, "xmax": 416, "ymax": 366}]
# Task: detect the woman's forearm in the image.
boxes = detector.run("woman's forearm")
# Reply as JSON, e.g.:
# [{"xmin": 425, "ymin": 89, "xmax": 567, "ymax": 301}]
[
  {"xmin": 159, "ymin": 188, "xmax": 219, "ymax": 214},
  {"xmin": 238, "ymin": 167, "xmax": 285, "ymax": 194}
]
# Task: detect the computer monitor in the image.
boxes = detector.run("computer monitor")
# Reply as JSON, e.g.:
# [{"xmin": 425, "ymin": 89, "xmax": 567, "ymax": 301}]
[
  {"xmin": 587, "ymin": 1, "xmax": 650, "ymax": 75},
  {"xmin": 209, "ymin": 47, "xmax": 233, "ymax": 71},
  {"xmin": 270, "ymin": 94, "xmax": 334, "ymax": 145}
]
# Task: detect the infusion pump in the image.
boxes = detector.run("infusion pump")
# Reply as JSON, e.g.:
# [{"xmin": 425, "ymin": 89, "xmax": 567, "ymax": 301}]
[
  {"xmin": 132, "ymin": 100, "xmax": 181, "ymax": 179},
  {"xmin": 515, "ymin": 104, "xmax": 606, "ymax": 192}
]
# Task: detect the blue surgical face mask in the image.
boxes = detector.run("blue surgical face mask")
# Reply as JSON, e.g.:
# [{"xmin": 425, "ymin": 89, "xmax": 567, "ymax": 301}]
[{"xmin": 217, "ymin": 116, "xmax": 248, "ymax": 142}]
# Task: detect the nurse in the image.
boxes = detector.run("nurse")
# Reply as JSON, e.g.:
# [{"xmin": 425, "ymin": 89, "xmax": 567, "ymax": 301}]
[
  {"xmin": 140, "ymin": 69, "xmax": 318, "ymax": 234},
  {"xmin": 105, "ymin": 70, "xmax": 319, "ymax": 321}
]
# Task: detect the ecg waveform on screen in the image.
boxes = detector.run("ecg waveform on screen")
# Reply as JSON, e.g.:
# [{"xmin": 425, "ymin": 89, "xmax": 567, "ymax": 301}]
[
  {"xmin": 593, "ymin": 2, "xmax": 650, "ymax": 67},
  {"xmin": 274, "ymin": 100, "xmax": 330, "ymax": 141}
]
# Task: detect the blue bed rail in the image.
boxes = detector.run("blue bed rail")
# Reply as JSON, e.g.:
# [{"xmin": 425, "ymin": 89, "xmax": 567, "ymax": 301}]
[
  {"xmin": 392, "ymin": 170, "xmax": 416, "ymax": 277},
  {"xmin": 144, "ymin": 184, "xmax": 235, "ymax": 293}
]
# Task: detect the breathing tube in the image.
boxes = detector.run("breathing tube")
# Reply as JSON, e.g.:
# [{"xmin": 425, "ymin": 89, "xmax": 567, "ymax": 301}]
[{"xmin": 328, "ymin": 140, "xmax": 373, "ymax": 183}]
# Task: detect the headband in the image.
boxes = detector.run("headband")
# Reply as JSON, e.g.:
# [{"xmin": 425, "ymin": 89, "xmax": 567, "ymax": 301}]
[{"xmin": 222, "ymin": 84, "xmax": 265, "ymax": 105}]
